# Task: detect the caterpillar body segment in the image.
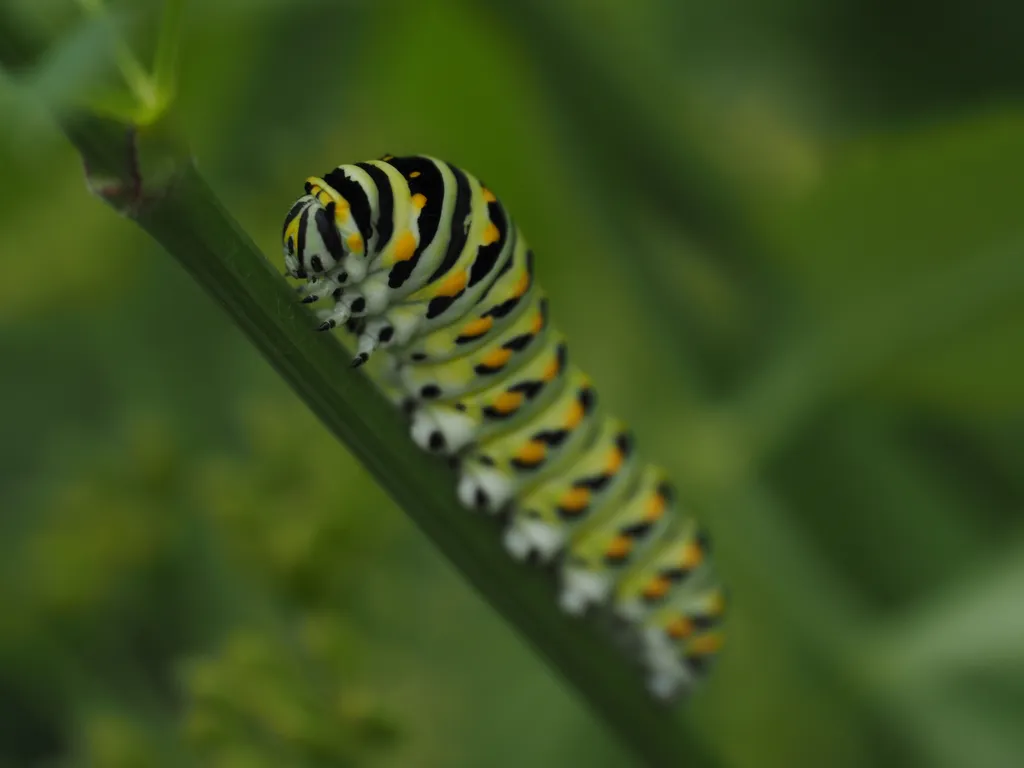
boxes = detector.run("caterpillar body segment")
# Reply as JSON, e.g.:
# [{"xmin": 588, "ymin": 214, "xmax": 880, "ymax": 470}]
[
  {"xmin": 639, "ymin": 586, "xmax": 727, "ymax": 701},
  {"xmin": 612, "ymin": 517, "xmax": 713, "ymax": 623},
  {"xmin": 503, "ymin": 418, "xmax": 637, "ymax": 564},
  {"xmin": 456, "ymin": 368, "xmax": 599, "ymax": 514},
  {"xmin": 556, "ymin": 466, "xmax": 675, "ymax": 617},
  {"xmin": 405, "ymin": 333, "xmax": 570, "ymax": 456},
  {"xmin": 395, "ymin": 235, "xmax": 535, "ymax": 366},
  {"xmin": 394, "ymin": 292, "xmax": 551, "ymax": 403}
]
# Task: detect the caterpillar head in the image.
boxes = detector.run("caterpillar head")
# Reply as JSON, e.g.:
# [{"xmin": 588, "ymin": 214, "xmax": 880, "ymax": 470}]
[
  {"xmin": 282, "ymin": 196, "xmax": 314, "ymax": 279},
  {"xmin": 281, "ymin": 187, "xmax": 349, "ymax": 280}
]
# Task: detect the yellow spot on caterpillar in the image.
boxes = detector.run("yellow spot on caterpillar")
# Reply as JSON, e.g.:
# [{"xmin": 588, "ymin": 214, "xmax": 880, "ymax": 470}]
[
  {"xmin": 483, "ymin": 188, "xmax": 497, "ymax": 203},
  {"xmin": 606, "ymin": 535, "xmax": 633, "ymax": 560},
  {"xmin": 559, "ymin": 487, "xmax": 590, "ymax": 513},
  {"xmin": 381, "ymin": 154, "xmax": 394, "ymax": 161},
  {"xmin": 393, "ymin": 231, "xmax": 417, "ymax": 262},
  {"xmin": 436, "ymin": 270, "xmax": 468, "ymax": 298},
  {"xmin": 689, "ymin": 632, "xmax": 724, "ymax": 655},
  {"xmin": 460, "ymin": 316, "xmax": 493, "ymax": 338},
  {"xmin": 480, "ymin": 347, "xmax": 513, "ymax": 370},
  {"xmin": 347, "ymin": 233, "xmax": 363, "ymax": 252},
  {"xmin": 680, "ymin": 542, "xmax": 704, "ymax": 570},
  {"xmin": 515, "ymin": 440, "xmax": 546, "ymax": 465},
  {"xmin": 482, "ymin": 222, "xmax": 500, "ymax": 245},
  {"xmin": 511, "ymin": 269, "xmax": 531, "ymax": 298},
  {"xmin": 563, "ymin": 399, "xmax": 584, "ymax": 428},
  {"xmin": 708, "ymin": 591, "xmax": 727, "ymax": 616},
  {"xmin": 410, "ymin": 170, "xmax": 422, "ymax": 178},
  {"xmin": 605, "ymin": 448, "xmax": 623, "ymax": 474},
  {"xmin": 667, "ymin": 617, "xmax": 694, "ymax": 640},
  {"xmin": 529, "ymin": 309, "xmax": 545, "ymax": 334},
  {"xmin": 306, "ymin": 176, "xmax": 342, "ymax": 204},
  {"xmin": 492, "ymin": 391, "xmax": 524, "ymax": 414},
  {"xmin": 412, "ymin": 193, "xmax": 427, "ymax": 210},
  {"xmin": 644, "ymin": 492, "xmax": 666, "ymax": 523},
  {"xmin": 334, "ymin": 200, "xmax": 350, "ymax": 223},
  {"xmin": 642, "ymin": 577, "xmax": 672, "ymax": 601}
]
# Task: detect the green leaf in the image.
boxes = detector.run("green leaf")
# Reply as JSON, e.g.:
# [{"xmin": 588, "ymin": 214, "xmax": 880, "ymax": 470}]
[
  {"xmin": 866, "ymin": 543, "xmax": 1024, "ymax": 768},
  {"xmin": 770, "ymin": 110, "xmax": 1024, "ymax": 415}
]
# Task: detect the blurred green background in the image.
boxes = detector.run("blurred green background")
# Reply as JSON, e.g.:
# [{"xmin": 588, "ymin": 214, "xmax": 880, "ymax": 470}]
[{"xmin": 1, "ymin": 0, "xmax": 1023, "ymax": 766}]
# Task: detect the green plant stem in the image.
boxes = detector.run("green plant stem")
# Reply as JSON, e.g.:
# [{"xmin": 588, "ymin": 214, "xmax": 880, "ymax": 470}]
[
  {"xmin": 152, "ymin": 0, "xmax": 184, "ymax": 102},
  {"xmin": 0, "ymin": 20, "xmax": 722, "ymax": 768}
]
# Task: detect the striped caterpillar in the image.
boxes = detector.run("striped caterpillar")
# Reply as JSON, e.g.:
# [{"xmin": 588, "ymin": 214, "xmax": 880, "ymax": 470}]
[{"xmin": 281, "ymin": 155, "xmax": 725, "ymax": 700}]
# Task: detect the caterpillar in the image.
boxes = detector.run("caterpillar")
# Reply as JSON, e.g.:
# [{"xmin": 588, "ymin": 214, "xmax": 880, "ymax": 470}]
[{"xmin": 281, "ymin": 154, "xmax": 726, "ymax": 701}]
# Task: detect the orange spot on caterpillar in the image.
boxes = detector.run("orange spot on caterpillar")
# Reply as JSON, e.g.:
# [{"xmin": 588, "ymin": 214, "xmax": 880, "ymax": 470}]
[
  {"xmin": 347, "ymin": 233, "xmax": 363, "ymax": 252},
  {"xmin": 492, "ymin": 391, "xmax": 524, "ymax": 414},
  {"xmin": 667, "ymin": 617, "xmax": 694, "ymax": 640},
  {"xmin": 605, "ymin": 448, "xmax": 624, "ymax": 474},
  {"xmin": 541, "ymin": 353, "xmax": 563, "ymax": 383},
  {"xmin": 559, "ymin": 487, "xmax": 590, "ymax": 512},
  {"xmin": 480, "ymin": 347, "xmax": 513, "ymax": 369},
  {"xmin": 412, "ymin": 193, "xmax": 427, "ymax": 210},
  {"xmin": 606, "ymin": 535, "xmax": 633, "ymax": 560},
  {"xmin": 644, "ymin": 491, "xmax": 666, "ymax": 522},
  {"xmin": 459, "ymin": 316, "xmax": 493, "ymax": 338},
  {"xmin": 482, "ymin": 222, "xmax": 500, "ymax": 245},
  {"xmin": 483, "ymin": 187, "xmax": 497, "ymax": 203},
  {"xmin": 511, "ymin": 269, "xmax": 531, "ymax": 297},
  {"xmin": 689, "ymin": 632, "xmax": 725, "ymax": 655},
  {"xmin": 562, "ymin": 399, "xmax": 584, "ymax": 428},
  {"xmin": 435, "ymin": 270, "xmax": 468, "ymax": 297},
  {"xmin": 529, "ymin": 309, "xmax": 545, "ymax": 334},
  {"xmin": 393, "ymin": 231, "xmax": 417, "ymax": 262},
  {"xmin": 515, "ymin": 440, "xmax": 546, "ymax": 465},
  {"xmin": 642, "ymin": 577, "xmax": 672, "ymax": 600},
  {"xmin": 680, "ymin": 542, "xmax": 704, "ymax": 570}
]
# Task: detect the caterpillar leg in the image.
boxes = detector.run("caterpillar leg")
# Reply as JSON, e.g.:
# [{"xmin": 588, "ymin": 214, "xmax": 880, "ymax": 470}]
[
  {"xmin": 297, "ymin": 270, "xmax": 349, "ymax": 304},
  {"xmin": 639, "ymin": 624, "xmax": 695, "ymax": 702},
  {"xmin": 315, "ymin": 291, "xmax": 369, "ymax": 331},
  {"xmin": 503, "ymin": 515, "xmax": 564, "ymax": 562},
  {"xmin": 352, "ymin": 317, "xmax": 397, "ymax": 367},
  {"xmin": 637, "ymin": 589, "xmax": 725, "ymax": 701},
  {"xmin": 646, "ymin": 665, "xmax": 693, "ymax": 703},
  {"xmin": 316, "ymin": 304, "xmax": 349, "ymax": 330},
  {"xmin": 558, "ymin": 567, "xmax": 612, "ymax": 616},
  {"xmin": 297, "ymin": 276, "xmax": 327, "ymax": 304},
  {"xmin": 456, "ymin": 462, "xmax": 515, "ymax": 513},
  {"xmin": 409, "ymin": 405, "xmax": 476, "ymax": 456}
]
